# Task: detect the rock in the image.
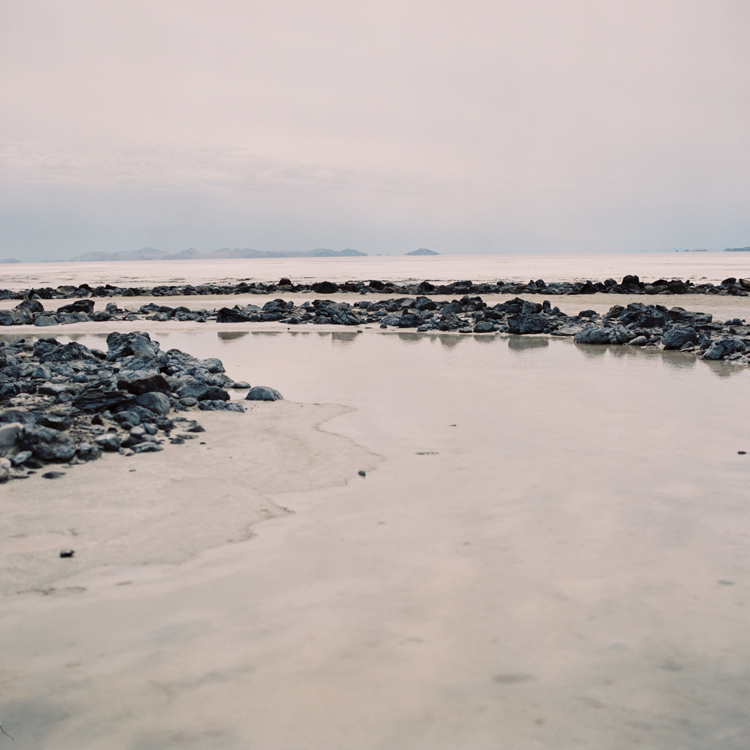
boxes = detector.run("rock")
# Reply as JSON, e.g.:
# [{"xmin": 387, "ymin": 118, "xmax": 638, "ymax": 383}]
[
  {"xmin": 703, "ymin": 337, "xmax": 744, "ymax": 361},
  {"xmin": 106, "ymin": 331, "xmax": 160, "ymax": 361},
  {"xmin": 311, "ymin": 281, "xmax": 338, "ymax": 294},
  {"xmin": 662, "ymin": 326, "xmax": 699, "ymax": 350},
  {"xmin": 58, "ymin": 299, "xmax": 96, "ymax": 315},
  {"xmin": 74, "ymin": 387, "xmax": 136, "ymax": 412},
  {"xmin": 42, "ymin": 471, "xmax": 65, "ymax": 479},
  {"xmin": 0, "ymin": 422, "xmax": 22, "ymax": 452},
  {"xmin": 574, "ymin": 325, "xmax": 629, "ymax": 345},
  {"xmin": 232, "ymin": 381, "xmax": 250, "ymax": 389},
  {"xmin": 0, "ymin": 457, "xmax": 10, "ymax": 481},
  {"xmin": 135, "ymin": 392, "xmax": 171, "ymax": 415},
  {"xmin": 216, "ymin": 307, "xmax": 252, "ymax": 322},
  {"xmin": 132, "ymin": 442, "xmax": 163, "ymax": 453},
  {"xmin": 59, "ymin": 550, "xmax": 75, "ymax": 558},
  {"xmin": 473, "ymin": 322, "xmax": 495, "ymax": 333},
  {"xmin": 39, "ymin": 341, "xmax": 96, "ymax": 363},
  {"xmin": 20, "ymin": 426, "xmax": 77, "ymax": 461},
  {"xmin": 507, "ymin": 314, "xmax": 550, "ymax": 334},
  {"xmin": 15, "ymin": 298, "xmax": 44, "ymax": 314},
  {"xmin": 245, "ymin": 386, "xmax": 283, "ymax": 401},
  {"xmin": 180, "ymin": 397, "xmax": 199, "ymax": 407},
  {"xmin": 199, "ymin": 400, "xmax": 245, "ymax": 412},
  {"xmin": 628, "ymin": 336, "xmax": 648, "ymax": 346},
  {"xmin": 11, "ymin": 451, "xmax": 32, "ymax": 466},
  {"xmin": 95, "ymin": 433, "xmax": 121, "ymax": 451},
  {"xmin": 76, "ymin": 442, "xmax": 101, "ymax": 461},
  {"xmin": 117, "ymin": 373, "xmax": 171, "ymax": 395},
  {"xmin": 38, "ymin": 413, "xmax": 72, "ymax": 431},
  {"xmin": 33, "ymin": 315, "xmax": 58, "ymax": 326}
]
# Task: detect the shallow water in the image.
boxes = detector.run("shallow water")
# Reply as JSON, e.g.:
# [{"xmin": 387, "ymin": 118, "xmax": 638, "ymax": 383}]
[
  {"xmin": 2, "ymin": 251, "xmax": 750, "ymax": 289},
  {"xmin": 2, "ymin": 330, "xmax": 750, "ymax": 749}
]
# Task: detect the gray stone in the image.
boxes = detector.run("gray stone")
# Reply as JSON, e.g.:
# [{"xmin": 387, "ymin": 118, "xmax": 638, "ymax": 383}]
[
  {"xmin": 136, "ymin": 391, "xmax": 171, "ymax": 415},
  {"xmin": 95, "ymin": 433, "xmax": 121, "ymax": 451},
  {"xmin": 33, "ymin": 315, "xmax": 58, "ymax": 327},
  {"xmin": 703, "ymin": 337, "xmax": 744, "ymax": 361},
  {"xmin": 628, "ymin": 336, "xmax": 648, "ymax": 346},
  {"xmin": 21, "ymin": 426, "xmax": 76, "ymax": 461},
  {"xmin": 0, "ymin": 457, "xmax": 10, "ymax": 481},
  {"xmin": 574, "ymin": 325, "xmax": 629, "ymax": 345},
  {"xmin": 0, "ymin": 422, "xmax": 22, "ymax": 452},
  {"xmin": 473, "ymin": 322, "xmax": 495, "ymax": 333},
  {"xmin": 663, "ymin": 326, "xmax": 699, "ymax": 350},
  {"xmin": 245, "ymin": 386, "xmax": 283, "ymax": 401},
  {"xmin": 117, "ymin": 373, "xmax": 171, "ymax": 395}
]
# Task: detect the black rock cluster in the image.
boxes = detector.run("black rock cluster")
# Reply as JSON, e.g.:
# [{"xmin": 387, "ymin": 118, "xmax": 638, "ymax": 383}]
[
  {"xmin": 0, "ymin": 332, "xmax": 263, "ymax": 482},
  {"xmin": 1, "ymin": 273, "xmax": 749, "ymax": 309}
]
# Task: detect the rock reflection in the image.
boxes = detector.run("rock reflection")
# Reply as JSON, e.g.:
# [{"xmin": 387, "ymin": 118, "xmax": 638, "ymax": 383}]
[
  {"xmin": 660, "ymin": 351, "xmax": 697, "ymax": 371},
  {"xmin": 573, "ymin": 342, "xmax": 608, "ymax": 359},
  {"xmin": 397, "ymin": 333, "xmax": 422, "ymax": 344},
  {"xmin": 436, "ymin": 334, "xmax": 464, "ymax": 349},
  {"xmin": 508, "ymin": 335, "xmax": 548, "ymax": 351},
  {"xmin": 332, "ymin": 332, "xmax": 358, "ymax": 345},
  {"xmin": 218, "ymin": 331, "xmax": 249, "ymax": 342}
]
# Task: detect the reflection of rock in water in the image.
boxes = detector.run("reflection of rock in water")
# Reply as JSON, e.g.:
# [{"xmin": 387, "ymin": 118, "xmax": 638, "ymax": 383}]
[
  {"xmin": 508, "ymin": 335, "xmax": 549, "ymax": 351},
  {"xmin": 218, "ymin": 331, "xmax": 249, "ymax": 342},
  {"xmin": 397, "ymin": 333, "xmax": 422, "ymax": 344},
  {"xmin": 437, "ymin": 334, "xmax": 464, "ymax": 349},
  {"xmin": 472, "ymin": 333, "xmax": 496, "ymax": 344},
  {"xmin": 332, "ymin": 331, "xmax": 358, "ymax": 345}
]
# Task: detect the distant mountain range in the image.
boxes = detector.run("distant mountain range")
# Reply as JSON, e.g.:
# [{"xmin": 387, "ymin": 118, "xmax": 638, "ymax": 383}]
[{"xmin": 67, "ymin": 247, "xmax": 368, "ymax": 262}]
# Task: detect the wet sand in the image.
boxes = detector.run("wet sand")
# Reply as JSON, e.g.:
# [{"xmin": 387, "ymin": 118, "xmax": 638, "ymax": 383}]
[{"xmin": 2, "ymin": 323, "xmax": 750, "ymax": 748}]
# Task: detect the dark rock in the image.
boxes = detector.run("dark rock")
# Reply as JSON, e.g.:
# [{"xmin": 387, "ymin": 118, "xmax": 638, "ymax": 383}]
[
  {"xmin": 95, "ymin": 433, "xmax": 121, "ymax": 451},
  {"xmin": 663, "ymin": 326, "xmax": 699, "ymax": 350},
  {"xmin": 74, "ymin": 387, "xmax": 136, "ymax": 412},
  {"xmin": 38, "ymin": 413, "xmax": 72, "ymax": 431},
  {"xmin": 42, "ymin": 471, "xmax": 65, "ymax": 479},
  {"xmin": 33, "ymin": 315, "xmax": 58, "ymax": 327},
  {"xmin": 311, "ymin": 281, "xmax": 338, "ymax": 294},
  {"xmin": 245, "ymin": 386, "xmax": 283, "ymax": 401},
  {"xmin": 117, "ymin": 373, "xmax": 171, "ymax": 395},
  {"xmin": 507, "ymin": 315, "xmax": 550, "ymax": 334},
  {"xmin": 106, "ymin": 331, "xmax": 160, "ymax": 361},
  {"xmin": 59, "ymin": 550, "xmax": 75, "ymax": 558},
  {"xmin": 216, "ymin": 307, "xmax": 252, "ymax": 322},
  {"xmin": 135, "ymin": 392, "xmax": 171, "ymax": 415},
  {"xmin": 703, "ymin": 337, "xmax": 745, "ymax": 360},
  {"xmin": 473, "ymin": 322, "xmax": 495, "ymax": 333},
  {"xmin": 20, "ymin": 426, "xmax": 77, "ymax": 461},
  {"xmin": 38, "ymin": 341, "xmax": 96, "ymax": 364},
  {"xmin": 15, "ymin": 298, "xmax": 44, "ymax": 314},
  {"xmin": 57, "ymin": 299, "xmax": 95, "ymax": 315},
  {"xmin": 574, "ymin": 325, "xmax": 629, "ymax": 345},
  {"xmin": 198, "ymin": 400, "xmax": 245, "ymax": 412}
]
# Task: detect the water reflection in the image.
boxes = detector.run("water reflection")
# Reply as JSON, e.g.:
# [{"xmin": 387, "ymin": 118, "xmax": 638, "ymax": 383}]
[
  {"xmin": 660, "ymin": 351, "xmax": 697, "ymax": 371},
  {"xmin": 472, "ymin": 334, "xmax": 496, "ymax": 344},
  {"xmin": 396, "ymin": 333, "xmax": 422, "ymax": 345},
  {"xmin": 435, "ymin": 334, "xmax": 464, "ymax": 349},
  {"xmin": 332, "ymin": 332, "xmax": 358, "ymax": 345},
  {"xmin": 218, "ymin": 331, "xmax": 249, "ymax": 342},
  {"xmin": 508, "ymin": 335, "xmax": 549, "ymax": 351},
  {"xmin": 573, "ymin": 343, "xmax": 608, "ymax": 359}
]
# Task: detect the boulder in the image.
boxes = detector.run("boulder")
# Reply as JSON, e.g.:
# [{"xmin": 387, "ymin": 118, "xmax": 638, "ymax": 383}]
[
  {"xmin": 574, "ymin": 325, "xmax": 629, "ymax": 345},
  {"xmin": 0, "ymin": 457, "xmax": 10, "ymax": 481},
  {"xmin": 507, "ymin": 314, "xmax": 550, "ymax": 334},
  {"xmin": 662, "ymin": 326, "xmax": 699, "ymax": 350},
  {"xmin": 117, "ymin": 373, "xmax": 171, "ymax": 395},
  {"xmin": 311, "ymin": 281, "xmax": 338, "ymax": 294},
  {"xmin": 245, "ymin": 386, "xmax": 283, "ymax": 401},
  {"xmin": 0, "ymin": 422, "xmax": 22, "ymax": 453},
  {"xmin": 57, "ymin": 299, "xmax": 95, "ymax": 315},
  {"xmin": 94, "ymin": 433, "xmax": 121, "ymax": 451},
  {"xmin": 106, "ymin": 331, "xmax": 160, "ymax": 361},
  {"xmin": 135, "ymin": 392, "xmax": 171, "ymax": 415},
  {"xmin": 20, "ymin": 426, "xmax": 76, "ymax": 461},
  {"xmin": 703, "ymin": 337, "xmax": 745, "ymax": 361}
]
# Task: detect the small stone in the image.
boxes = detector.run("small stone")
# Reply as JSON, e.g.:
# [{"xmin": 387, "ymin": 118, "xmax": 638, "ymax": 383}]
[
  {"xmin": 358, "ymin": 470, "xmax": 366, "ymax": 477},
  {"xmin": 232, "ymin": 381, "xmax": 250, "ymax": 389},
  {"xmin": 0, "ymin": 457, "xmax": 11, "ymax": 481},
  {"xmin": 59, "ymin": 550, "xmax": 75, "ymax": 558},
  {"xmin": 42, "ymin": 471, "xmax": 65, "ymax": 479},
  {"xmin": 739, "ymin": 451, "xmax": 747, "ymax": 455}
]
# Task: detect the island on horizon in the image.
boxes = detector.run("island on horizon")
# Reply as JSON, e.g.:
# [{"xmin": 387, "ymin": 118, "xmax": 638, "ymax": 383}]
[
  {"xmin": 405, "ymin": 248, "xmax": 439, "ymax": 256},
  {"xmin": 64, "ymin": 247, "xmax": 368, "ymax": 262}
]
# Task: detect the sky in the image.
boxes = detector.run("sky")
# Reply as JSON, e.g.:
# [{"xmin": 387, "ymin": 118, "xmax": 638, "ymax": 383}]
[{"xmin": 1, "ymin": 0, "xmax": 749, "ymax": 260}]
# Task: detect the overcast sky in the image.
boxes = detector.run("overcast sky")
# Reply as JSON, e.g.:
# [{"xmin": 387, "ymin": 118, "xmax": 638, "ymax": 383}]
[{"xmin": 1, "ymin": 0, "xmax": 749, "ymax": 260}]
